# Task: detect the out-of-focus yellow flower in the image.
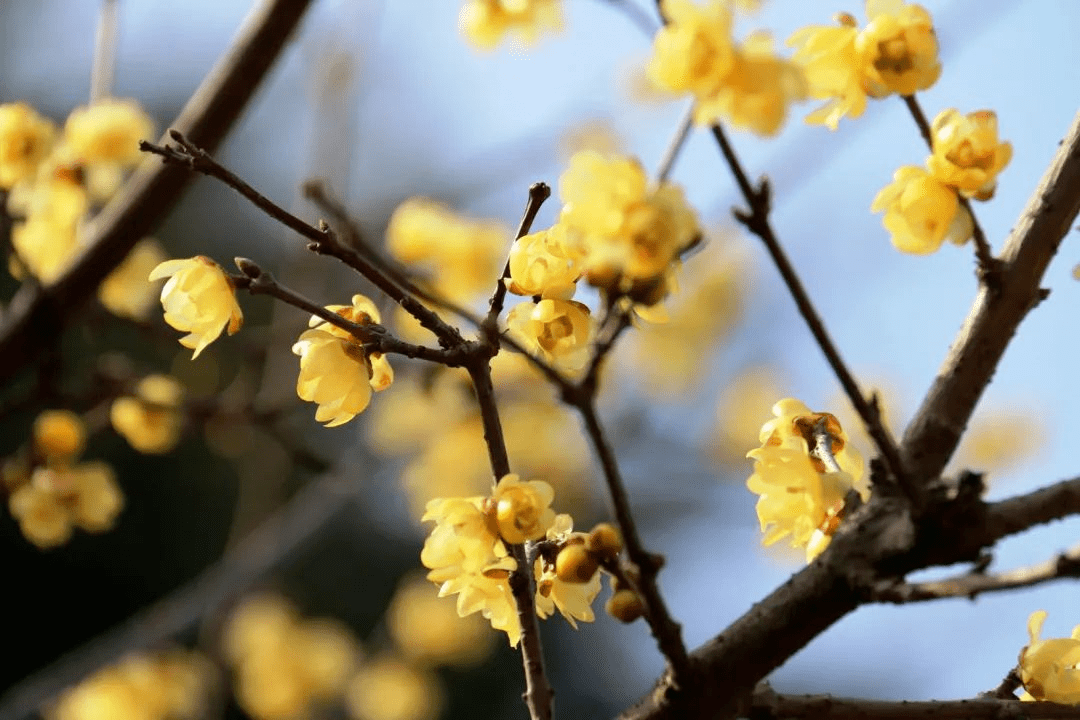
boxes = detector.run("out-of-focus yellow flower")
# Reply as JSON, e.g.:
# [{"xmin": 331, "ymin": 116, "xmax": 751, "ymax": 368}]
[
  {"xmin": 506, "ymin": 298, "xmax": 594, "ymax": 372},
  {"xmin": 855, "ymin": 0, "xmax": 940, "ymax": 97},
  {"xmin": 9, "ymin": 462, "xmax": 123, "ymax": 549},
  {"xmin": 558, "ymin": 151, "xmax": 699, "ymax": 290},
  {"xmin": 345, "ymin": 656, "xmax": 444, "ymax": 720},
  {"xmin": 99, "ymin": 238, "xmax": 168, "ymax": 320},
  {"xmin": 697, "ymin": 32, "xmax": 807, "ymax": 134},
  {"xmin": 386, "ymin": 198, "xmax": 507, "ymax": 304},
  {"xmin": 872, "ymin": 165, "xmax": 972, "ymax": 254},
  {"xmin": 648, "ymin": 0, "xmax": 736, "ymax": 104},
  {"xmin": 506, "ymin": 224, "xmax": 580, "ymax": 300},
  {"xmin": 225, "ymin": 594, "xmax": 359, "ymax": 720},
  {"xmin": 710, "ymin": 366, "xmax": 784, "ymax": 464},
  {"xmin": 1019, "ymin": 610, "xmax": 1080, "ymax": 703},
  {"xmin": 110, "ymin": 375, "xmax": 185, "ymax": 454},
  {"xmin": 747, "ymin": 399, "xmax": 865, "ymax": 561},
  {"xmin": 788, "ymin": 13, "xmax": 866, "ymax": 129},
  {"xmin": 292, "ymin": 295, "xmax": 392, "ymax": 427},
  {"xmin": 0, "ymin": 102, "xmax": 56, "ymax": 189},
  {"xmin": 459, "ymin": 0, "xmax": 562, "ymax": 50},
  {"xmin": 493, "ymin": 473, "xmax": 556, "ymax": 544},
  {"xmin": 33, "ymin": 410, "xmax": 86, "ymax": 463},
  {"xmin": 64, "ymin": 98, "xmax": 154, "ymax": 167},
  {"xmin": 9, "ymin": 216, "xmax": 81, "ymax": 283},
  {"xmin": 386, "ymin": 573, "xmax": 496, "ymax": 667},
  {"xmin": 50, "ymin": 649, "xmax": 211, "ymax": 720},
  {"xmin": 926, "ymin": 108, "xmax": 1012, "ymax": 201},
  {"xmin": 952, "ymin": 408, "xmax": 1043, "ymax": 482},
  {"xmin": 558, "ymin": 118, "xmax": 623, "ymax": 161},
  {"xmin": 149, "ymin": 256, "xmax": 243, "ymax": 358}
]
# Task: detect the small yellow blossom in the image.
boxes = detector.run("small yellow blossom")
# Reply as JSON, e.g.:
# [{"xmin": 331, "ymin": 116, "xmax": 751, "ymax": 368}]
[
  {"xmin": 788, "ymin": 14, "xmax": 866, "ymax": 129},
  {"xmin": 927, "ymin": 108, "xmax": 1012, "ymax": 201},
  {"xmin": 51, "ymin": 649, "xmax": 211, "ymax": 720},
  {"xmin": 0, "ymin": 102, "xmax": 56, "ymax": 188},
  {"xmin": 855, "ymin": 0, "xmax": 940, "ymax": 97},
  {"xmin": 493, "ymin": 473, "xmax": 556, "ymax": 544},
  {"xmin": 534, "ymin": 514, "xmax": 601, "ymax": 626},
  {"xmin": 648, "ymin": 0, "xmax": 736, "ymax": 104},
  {"xmin": 8, "ymin": 483, "xmax": 72, "ymax": 549},
  {"xmin": 506, "ymin": 224, "xmax": 580, "ymax": 300},
  {"xmin": 149, "ymin": 256, "xmax": 243, "ymax": 358},
  {"xmin": 345, "ymin": 656, "xmax": 444, "ymax": 720},
  {"xmin": 64, "ymin": 98, "xmax": 154, "ymax": 167},
  {"xmin": 99, "ymin": 238, "xmax": 168, "ymax": 320},
  {"xmin": 110, "ymin": 375, "xmax": 185, "ymax": 454},
  {"xmin": 872, "ymin": 165, "xmax": 973, "ymax": 254},
  {"xmin": 459, "ymin": 0, "xmax": 563, "ymax": 50},
  {"xmin": 386, "ymin": 198, "xmax": 507, "ymax": 304},
  {"xmin": 506, "ymin": 298, "xmax": 594, "ymax": 372},
  {"xmin": 386, "ymin": 573, "xmax": 496, "ymax": 667},
  {"xmin": 9, "ymin": 462, "xmax": 123, "ymax": 549},
  {"xmin": 33, "ymin": 409, "xmax": 86, "ymax": 463},
  {"xmin": 1019, "ymin": 610, "xmax": 1080, "ymax": 703},
  {"xmin": 292, "ymin": 295, "xmax": 392, "ymax": 427}
]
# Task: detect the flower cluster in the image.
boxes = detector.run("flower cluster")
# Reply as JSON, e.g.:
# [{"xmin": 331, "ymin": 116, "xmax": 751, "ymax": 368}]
[
  {"xmin": 789, "ymin": 0, "xmax": 941, "ymax": 129},
  {"xmin": 1019, "ymin": 610, "xmax": 1080, "ymax": 703},
  {"xmin": 5, "ymin": 410, "xmax": 124, "ymax": 549},
  {"xmin": 873, "ymin": 108, "xmax": 1011, "ymax": 254},
  {"xmin": 292, "ymin": 294, "xmax": 394, "ymax": 427},
  {"xmin": 1, "ymin": 99, "xmax": 156, "ymax": 290},
  {"xmin": 110, "ymin": 374, "xmax": 185, "ymax": 454},
  {"xmin": 150, "ymin": 256, "xmax": 243, "ymax": 358},
  {"xmin": 745, "ymin": 399, "xmax": 866, "ymax": 561},
  {"xmin": 49, "ymin": 649, "xmax": 211, "ymax": 720},
  {"xmin": 420, "ymin": 474, "xmax": 602, "ymax": 645},
  {"xmin": 648, "ymin": 0, "xmax": 807, "ymax": 135},
  {"xmin": 458, "ymin": 0, "xmax": 562, "ymax": 50}
]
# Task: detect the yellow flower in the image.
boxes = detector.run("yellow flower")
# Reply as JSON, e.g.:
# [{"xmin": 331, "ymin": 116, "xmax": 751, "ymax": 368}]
[
  {"xmin": 149, "ymin": 256, "xmax": 244, "ymax": 358},
  {"xmin": 345, "ymin": 656, "xmax": 444, "ymax": 720},
  {"xmin": 292, "ymin": 295, "xmax": 393, "ymax": 427},
  {"xmin": 9, "ymin": 217, "xmax": 81, "ymax": 283},
  {"xmin": 696, "ymin": 32, "xmax": 807, "ymax": 134},
  {"xmin": 788, "ymin": 13, "xmax": 867, "ymax": 129},
  {"xmin": 1019, "ymin": 610, "xmax": 1080, "ymax": 703},
  {"xmin": 8, "ymin": 482, "xmax": 72, "ymax": 549},
  {"xmin": 493, "ymin": 473, "xmax": 556, "ymax": 544},
  {"xmin": 872, "ymin": 165, "xmax": 973, "ymax": 254},
  {"xmin": 855, "ymin": 0, "xmax": 940, "ymax": 97},
  {"xmin": 33, "ymin": 409, "xmax": 86, "ymax": 463},
  {"xmin": 648, "ymin": 0, "xmax": 736, "ymax": 102},
  {"xmin": 64, "ymin": 98, "xmax": 154, "ymax": 167},
  {"xmin": 386, "ymin": 198, "xmax": 508, "ymax": 303},
  {"xmin": 534, "ymin": 514, "xmax": 601, "ymax": 627},
  {"xmin": 0, "ymin": 102, "xmax": 56, "ymax": 188},
  {"xmin": 506, "ymin": 224, "xmax": 580, "ymax": 300},
  {"xmin": 459, "ymin": 0, "xmax": 563, "ymax": 50},
  {"xmin": 99, "ymin": 238, "xmax": 168, "ymax": 320},
  {"xmin": 926, "ymin": 108, "xmax": 1012, "ymax": 201},
  {"xmin": 506, "ymin": 298, "xmax": 594, "ymax": 371},
  {"xmin": 9, "ymin": 462, "xmax": 123, "ymax": 549},
  {"xmin": 386, "ymin": 573, "xmax": 496, "ymax": 667},
  {"xmin": 110, "ymin": 375, "xmax": 185, "ymax": 454}
]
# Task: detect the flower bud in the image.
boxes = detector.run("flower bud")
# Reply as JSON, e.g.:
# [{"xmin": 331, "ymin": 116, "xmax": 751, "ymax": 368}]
[
  {"xmin": 585, "ymin": 523, "xmax": 622, "ymax": 558},
  {"xmin": 605, "ymin": 589, "xmax": 645, "ymax": 623},
  {"xmin": 555, "ymin": 543, "xmax": 600, "ymax": 584}
]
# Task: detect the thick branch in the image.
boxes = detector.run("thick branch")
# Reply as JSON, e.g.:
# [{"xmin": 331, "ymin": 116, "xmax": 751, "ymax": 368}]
[
  {"xmin": 900, "ymin": 111, "xmax": 1080, "ymax": 484},
  {"xmin": 0, "ymin": 0, "xmax": 315, "ymax": 386}
]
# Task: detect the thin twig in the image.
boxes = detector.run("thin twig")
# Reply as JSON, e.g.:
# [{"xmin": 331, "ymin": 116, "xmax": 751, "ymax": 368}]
[
  {"xmin": 872, "ymin": 544, "xmax": 1080, "ymax": 603},
  {"xmin": 657, "ymin": 103, "xmax": 695, "ymax": 183},
  {"xmin": 595, "ymin": 0, "xmax": 659, "ymax": 35},
  {"xmin": 90, "ymin": 0, "xmax": 120, "ymax": 103},
  {"xmin": 464, "ymin": 358, "xmax": 553, "ymax": 720},
  {"xmin": 901, "ymin": 94, "xmax": 998, "ymax": 281},
  {"xmin": 981, "ymin": 668, "xmax": 1022, "ymax": 700},
  {"xmin": 708, "ymin": 122, "xmax": 913, "ymax": 503},
  {"xmin": 483, "ymin": 182, "xmax": 551, "ymax": 334},
  {"xmin": 0, "ymin": 0, "xmax": 317, "ymax": 386},
  {"xmin": 140, "ymin": 131, "xmax": 463, "ymax": 347}
]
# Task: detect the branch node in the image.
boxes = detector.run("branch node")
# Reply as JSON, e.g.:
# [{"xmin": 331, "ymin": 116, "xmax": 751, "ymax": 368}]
[{"xmin": 234, "ymin": 257, "xmax": 262, "ymax": 279}]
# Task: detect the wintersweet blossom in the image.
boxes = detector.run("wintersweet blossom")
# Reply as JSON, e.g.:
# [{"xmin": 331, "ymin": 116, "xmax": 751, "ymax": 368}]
[
  {"xmin": 648, "ymin": 0, "xmax": 736, "ymax": 104},
  {"xmin": 1019, "ymin": 610, "xmax": 1080, "ymax": 703},
  {"xmin": 787, "ymin": 13, "xmax": 866, "ymax": 129},
  {"xmin": 345, "ymin": 656, "xmax": 444, "ymax": 720},
  {"xmin": 64, "ymin": 98, "xmax": 154, "ymax": 167},
  {"xmin": 386, "ymin": 574, "xmax": 496, "ymax": 667},
  {"xmin": 872, "ymin": 166, "xmax": 973, "ymax": 254},
  {"xmin": 33, "ymin": 410, "xmax": 86, "ymax": 463},
  {"xmin": 506, "ymin": 298, "xmax": 594, "ymax": 371},
  {"xmin": 927, "ymin": 108, "xmax": 1012, "ymax": 200},
  {"xmin": 99, "ymin": 238, "xmax": 168, "ymax": 320},
  {"xmin": 855, "ymin": 0, "xmax": 940, "ymax": 97},
  {"xmin": 459, "ymin": 0, "xmax": 562, "ymax": 50},
  {"xmin": 0, "ymin": 102, "xmax": 56, "ymax": 188},
  {"xmin": 9, "ymin": 462, "xmax": 124, "ymax": 548},
  {"xmin": 492, "ymin": 473, "xmax": 556, "ymax": 544},
  {"xmin": 110, "ymin": 375, "xmax": 185, "ymax": 454},
  {"xmin": 506, "ymin": 224, "xmax": 580, "ymax": 300},
  {"xmin": 150, "ymin": 256, "xmax": 243, "ymax": 358},
  {"xmin": 534, "ymin": 514, "xmax": 601, "ymax": 627}
]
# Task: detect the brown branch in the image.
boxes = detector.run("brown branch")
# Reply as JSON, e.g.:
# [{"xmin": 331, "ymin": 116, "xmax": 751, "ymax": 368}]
[
  {"xmin": 657, "ymin": 104, "xmax": 695, "ymax": 183},
  {"xmin": 0, "ymin": 474, "xmax": 357, "ymax": 720},
  {"xmin": 708, "ymin": 122, "xmax": 913, "ymax": 503},
  {"xmin": 140, "ymin": 131, "xmax": 464, "ymax": 347},
  {"xmin": 901, "ymin": 95, "xmax": 998, "ymax": 281},
  {"xmin": 0, "ymin": 0, "xmax": 316, "ymax": 387},
  {"xmin": 983, "ymin": 668, "xmax": 1023, "ymax": 700},
  {"xmin": 872, "ymin": 543, "xmax": 1080, "ymax": 603},
  {"xmin": 748, "ymin": 686, "xmax": 1080, "ymax": 720},
  {"xmin": 483, "ymin": 182, "xmax": 551, "ymax": 334},
  {"xmin": 899, "ymin": 111, "xmax": 1080, "ymax": 485}
]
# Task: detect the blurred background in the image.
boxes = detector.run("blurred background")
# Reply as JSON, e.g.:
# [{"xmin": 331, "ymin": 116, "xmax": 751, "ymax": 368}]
[{"xmin": 1, "ymin": 1, "xmax": 1079, "ymax": 718}]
